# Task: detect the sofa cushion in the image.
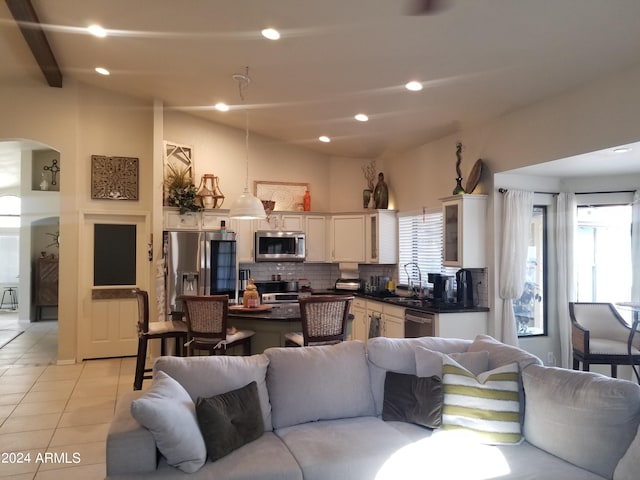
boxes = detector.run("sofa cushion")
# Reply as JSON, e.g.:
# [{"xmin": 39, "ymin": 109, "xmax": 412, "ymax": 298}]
[
  {"xmin": 196, "ymin": 381, "xmax": 264, "ymax": 462},
  {"xmin": 153, "ymin": 353, "xmax": 272, "ymax": 431},
  {"xmin": 382, "ymin": 371, "xmax": 443, "ymax": 428},
  {"xmin": 151, "ymin": 432, "xmax": 304, "ymax": 480},
  {"xmin": 375, "ymin": 432, "xmax": 607, "ymax": 480},
  {"xmin": 275, "ymin": 416, "xmax": 412, "ymax": 480},
  {"xmin": 442, "ymin": 357, "xmax": 522, "ymax": 445},
  {"xmin": 265, "ymin": 341, "xmax": 375, "ymax": 429},
  {"xmin": 523, "ymin": 364, "xmax": 640, "ymax": 479},
  {"xmin": 467, "ymin": 334, "xmax": 542, "ymax": 370},
  {"xmin": 415, "ymin": 346, "xmax": 489, "ymax": 377},
  {"xmin": 367, "ymin": 336, "xmax": 471, "ymax": 415},
  {"xmin": 130, "ymin": 371, "xmax": 206, "ymax": 473}
]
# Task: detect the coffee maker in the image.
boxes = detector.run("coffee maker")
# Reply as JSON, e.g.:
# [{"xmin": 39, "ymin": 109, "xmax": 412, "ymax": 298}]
[
  {"xmin": 456, "ymin": 269, "xmax": 474, "ymax": 307},
  {"xmin": 428, "ymin": 273, "xmax": 452, "ymax": 304}
]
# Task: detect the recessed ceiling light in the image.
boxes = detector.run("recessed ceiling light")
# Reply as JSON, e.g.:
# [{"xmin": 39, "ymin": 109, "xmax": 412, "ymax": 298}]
[
  {"xmin": 354, "ymin": 113, "xmax": 369, "ymax": 122},
  {"xmin": 319, "ymin": 136, "xmax": 331, "ymax": 143},
  {"xmin": 613, "ymin": 146, "xmax": 631, "ymax": 154},
  {"xmin": 95, "ymin": 67, "xmax": 110, "ymax": 75},
  {"xmin": 405, "ymin": 81, "xmax": 423, "ymax": 91},
  {"xmin": 87, "ymin": 24, "xmax": 107, "ymax": 38},
  {"xmin": 214, "ymin": 103, "xmax": 229, "ymax": 112},
  {"xmin": 261, "ymin": 28, "xmax": 280, "ymax": 40}
]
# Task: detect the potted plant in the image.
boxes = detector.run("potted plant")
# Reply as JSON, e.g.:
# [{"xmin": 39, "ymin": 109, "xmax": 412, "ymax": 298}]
[{"xmin": 164, "ymin": 163, "xmax": 203, "ymax": 214}]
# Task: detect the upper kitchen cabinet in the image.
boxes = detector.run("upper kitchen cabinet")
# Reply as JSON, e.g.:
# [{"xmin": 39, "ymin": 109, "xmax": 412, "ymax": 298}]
[
  {"xmin": 201, "ymin": 211, "xmax": 230, "ymax": 230},
  {"xmin": 164, "ymin": 209, "xmax": 200, "ymax": 230},
  {"xmin": 441, "ymin": 194, "xmax": 487, "ymax": 268},
  {"xmin": 254, "ymin": 213, "xmax": 304, "ymax": 232},
  {"xmin": 330, "ymin": 214, "xmax": 366, "ymax": 262},
  {"xmin": 365, "ymin": 210, "xmax": 397, "ymax": 264},
  {"xmin": 305, "ymin": 215, "xmax": 328, "ymax": 262}
]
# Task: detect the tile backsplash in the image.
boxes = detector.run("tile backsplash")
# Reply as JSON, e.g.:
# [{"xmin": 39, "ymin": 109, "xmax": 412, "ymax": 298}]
[{"xmin": 239, "ymin": 262, "xmax": 487, "ymax": 307}]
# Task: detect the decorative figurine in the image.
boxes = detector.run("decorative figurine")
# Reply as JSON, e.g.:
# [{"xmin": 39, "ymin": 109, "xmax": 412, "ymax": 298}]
[{"xmin": 452, "ymin": 142, "xmax": 466, "ymax": 195}]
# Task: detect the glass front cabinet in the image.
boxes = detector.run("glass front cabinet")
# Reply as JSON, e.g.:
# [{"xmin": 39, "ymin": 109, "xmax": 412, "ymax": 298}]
[{"xmin": 441, "ymin": 194, "xmax": 487, "ymax": 268}]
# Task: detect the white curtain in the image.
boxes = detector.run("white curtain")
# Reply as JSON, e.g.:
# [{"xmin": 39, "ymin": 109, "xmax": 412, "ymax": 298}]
[
  {"xmin": 631, "ymin": 191, "xmax": 640, "ymax": 303},
  {"xmin": 556, "ymin": 193, "xmax": 577, "ymax": 368},
  {"xmin": 499, "ymin": 189, "xmax": 534, "ymax": 346}
]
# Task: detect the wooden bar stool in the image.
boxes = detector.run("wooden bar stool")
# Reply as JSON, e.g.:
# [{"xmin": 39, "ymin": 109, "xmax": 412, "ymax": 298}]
[{"xmin": 132, "ymin": 289, "xmax": 188, "ymax": 390}]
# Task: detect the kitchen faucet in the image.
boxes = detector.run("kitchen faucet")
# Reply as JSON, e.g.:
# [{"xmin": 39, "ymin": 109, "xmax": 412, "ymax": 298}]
[{"xmin": 403, "ymin": 263, "xmax": 422, "ymax": 297}]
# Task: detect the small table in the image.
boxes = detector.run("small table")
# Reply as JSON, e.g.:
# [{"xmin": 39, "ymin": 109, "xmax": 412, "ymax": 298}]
[{"xmin": 615, "ymin": 302, "xmax": 640, "ymax": 383}]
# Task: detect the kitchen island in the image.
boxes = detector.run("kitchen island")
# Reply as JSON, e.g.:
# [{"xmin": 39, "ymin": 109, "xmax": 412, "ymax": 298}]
[
  {"xmin": 228, "ymin": 304, "xmax": 302, "ymax": 354},
  {"xmin": 228, "ymin": 303, "xmax": 354, "ymax": 354}
]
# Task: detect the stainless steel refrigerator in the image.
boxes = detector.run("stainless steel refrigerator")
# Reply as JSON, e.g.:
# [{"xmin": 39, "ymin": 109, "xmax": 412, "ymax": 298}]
[{"xmin": 164, "ymin": 230, "xmax": 237, "ymax": 318}]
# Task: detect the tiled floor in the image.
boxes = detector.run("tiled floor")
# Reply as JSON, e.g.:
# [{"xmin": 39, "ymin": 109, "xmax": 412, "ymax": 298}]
[{"xmin": 0, "ymin": 311, "xmax": 136, "ymax": 480}]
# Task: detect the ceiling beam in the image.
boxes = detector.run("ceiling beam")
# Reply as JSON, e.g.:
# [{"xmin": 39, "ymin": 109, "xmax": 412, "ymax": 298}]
[{"xmin": 5, "ymin": 0, "xmax": 63, "ymax": 87}]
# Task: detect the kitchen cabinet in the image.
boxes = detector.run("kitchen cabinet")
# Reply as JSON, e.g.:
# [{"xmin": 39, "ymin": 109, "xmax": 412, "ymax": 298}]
[
  {"xmin": 362, "ymin": 299, "xmax": 405, "ymax": 339},
  {"xmin": 234, "ymin": 219, "xmax": 255, "ymax": 263},
  {"xmin": 164, "ymin": 209, "xmax": 200, "ymax": 230},
  {"xmin": 351, "ymin": 298, "xmax": 368, "ymax": 341},
  {"xmin": 441, "ymin": 194, "xmax": 487, "ymax": 268},
  {"xmin": 330, "ymin": 214, "xmax": 366, "ymax": 262},
  {"xmin": 382, "ymin": 303, "xmax": 405, "ymax": 338},
  {"xmin": 305, "ymin": 215, "xmax": 328, "ymax": 262},
  {"xmin": 254, "ymin": 213, "xmax": 304, "ymax": 232},
  {"xmin": 201, "ymin": 211, "xmax": 230, "ymax": 231},
  {"xmin": 365, "ymin": 210, "xmax": 397, "ymax": 264}
]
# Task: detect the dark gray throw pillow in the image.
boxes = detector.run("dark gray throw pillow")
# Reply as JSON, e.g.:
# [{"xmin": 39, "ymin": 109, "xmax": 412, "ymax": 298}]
[
  {"xmin": 196, "ymin": 381, "xmax": 265, "ymax": 462},
  {"xmin": 382, "ymin": 371, "xmax": 443, "ymax": 429}
]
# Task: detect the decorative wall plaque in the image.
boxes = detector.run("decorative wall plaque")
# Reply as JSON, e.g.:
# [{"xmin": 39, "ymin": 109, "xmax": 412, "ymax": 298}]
[{"xmin": 91, "ymin": 155, "xmax": 139, "ymax": 200}]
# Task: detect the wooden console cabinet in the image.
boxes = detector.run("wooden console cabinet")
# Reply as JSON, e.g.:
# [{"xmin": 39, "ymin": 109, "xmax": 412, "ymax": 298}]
[{"xmin": 35, "ymin": 257, "xmax": 58, "ymax": 320}]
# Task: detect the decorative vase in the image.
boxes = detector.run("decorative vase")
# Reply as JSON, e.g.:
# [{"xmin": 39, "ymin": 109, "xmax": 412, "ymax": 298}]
[
  {"xmin": 363, "ymin": 189, "xmax": 372, "ymax": 209},
  {"xmin": 452, "ymin": 177, "xmax": 465, "ymax": 195}
]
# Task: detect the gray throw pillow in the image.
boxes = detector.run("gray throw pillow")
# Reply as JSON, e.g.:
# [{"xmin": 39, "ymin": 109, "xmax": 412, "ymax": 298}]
[
  {"xmin": 382, "ymin": 371, "xmax": 443, "ymax": 429},
  {"xmin": 196, "ymin": 381, "xmax": 265, "ymax": 462},
  {"xmin": 130, "ymin": 371, "xmax": 206, "ymax": 473}
]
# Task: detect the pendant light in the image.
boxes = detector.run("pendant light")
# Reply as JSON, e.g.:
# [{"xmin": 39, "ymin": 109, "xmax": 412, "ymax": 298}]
[{"xmin": 229, "ymin": 67, "xmax": 266, "ymax": 220}]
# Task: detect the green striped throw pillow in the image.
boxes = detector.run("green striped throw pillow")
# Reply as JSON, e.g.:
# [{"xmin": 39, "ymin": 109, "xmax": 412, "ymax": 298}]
[{"xmin": 441, "ymin": 357, "xmax": 522, "ymax": 445}]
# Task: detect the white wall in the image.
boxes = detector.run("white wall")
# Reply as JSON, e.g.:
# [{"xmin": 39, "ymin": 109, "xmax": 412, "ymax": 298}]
[{"xmin": 385, "ymin": 63, "xmax": 640, "ymax": 365}]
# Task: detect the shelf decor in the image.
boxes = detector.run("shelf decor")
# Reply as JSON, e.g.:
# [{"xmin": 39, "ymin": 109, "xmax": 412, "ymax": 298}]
[
  {"xmin": 254, "ymin": 181, "xmax": 309, "ymax": 211},
  {"xmin": 91, "ymin": 155, "xmax": 139, "ymax": 200},
  {"xmin": 164, "ymin": 141, "xmax": 193, "ymax": 206}
]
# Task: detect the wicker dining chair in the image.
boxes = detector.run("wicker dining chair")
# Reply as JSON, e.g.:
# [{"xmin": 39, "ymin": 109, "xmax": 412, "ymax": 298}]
[
  {"xmin": 180, "ymin": 295, "xmax": 254, "ymax": 356},
  {"xmin": 132, "ymin": 288, "xmax": 188, "ymax": 390},
  {"xmin": 285, "ymin": 295, "xmax": 354, "ymax": 347}
]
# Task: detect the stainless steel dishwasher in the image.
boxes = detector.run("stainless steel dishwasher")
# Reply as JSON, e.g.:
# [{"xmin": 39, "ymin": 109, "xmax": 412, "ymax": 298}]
[{"xmin": 404, "ymin": 309, "xmax": 435, "ymax": 338}]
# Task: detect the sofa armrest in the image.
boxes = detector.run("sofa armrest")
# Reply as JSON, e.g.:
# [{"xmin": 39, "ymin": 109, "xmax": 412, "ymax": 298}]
[{"xmin": 106, "ymin": 391, "xmax": 158, "ymax": 477}]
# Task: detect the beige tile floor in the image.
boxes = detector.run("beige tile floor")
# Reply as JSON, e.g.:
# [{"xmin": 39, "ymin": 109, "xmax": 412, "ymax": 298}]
[{"xmin": 0, "ymin": 311, "xmax": 137, "ymax": 480}]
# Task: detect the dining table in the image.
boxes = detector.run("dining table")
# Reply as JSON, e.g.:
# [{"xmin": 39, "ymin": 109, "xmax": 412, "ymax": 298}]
[{"xmin": 615, "ymin": 301, "xmax": 640, "ymax": 383}]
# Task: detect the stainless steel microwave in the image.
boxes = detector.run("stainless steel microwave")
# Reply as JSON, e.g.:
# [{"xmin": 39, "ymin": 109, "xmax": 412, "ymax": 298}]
[{"xmin": 254, "ymin": 231, "xmax": 305, "ymax": 262}]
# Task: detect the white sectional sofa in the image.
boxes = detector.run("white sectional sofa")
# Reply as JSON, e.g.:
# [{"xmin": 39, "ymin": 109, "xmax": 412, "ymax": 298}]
[{"xmin": 106, "ymin": 335, "xmax": 640, "ymax": 480}]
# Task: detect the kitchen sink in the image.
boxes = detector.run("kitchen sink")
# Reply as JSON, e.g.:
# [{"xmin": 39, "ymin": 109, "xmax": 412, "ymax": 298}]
[{"xmin": 383, "ymin": 297, "xmax": 424, "ymax": 307}]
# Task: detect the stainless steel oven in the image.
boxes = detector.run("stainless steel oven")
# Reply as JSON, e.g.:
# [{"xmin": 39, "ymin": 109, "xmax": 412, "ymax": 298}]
[{"xmin": 404, "ymin": 309, "xmax": 434, "ymax": 338}]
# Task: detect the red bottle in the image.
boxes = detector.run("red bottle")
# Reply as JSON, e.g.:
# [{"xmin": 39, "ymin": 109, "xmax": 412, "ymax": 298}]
[{"xmin": 303, "ymin": 190, "xmax": 311, "ymax": 211}]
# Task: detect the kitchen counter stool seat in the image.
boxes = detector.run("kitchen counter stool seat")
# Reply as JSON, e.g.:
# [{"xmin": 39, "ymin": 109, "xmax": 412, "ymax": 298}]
[
  {"xmin": 180, "ymin": 295, "xmax": 254, "ymax": 356},
  {"xmin": 133, "ymin": 289, "xmax": 187, "ymax": 390}
]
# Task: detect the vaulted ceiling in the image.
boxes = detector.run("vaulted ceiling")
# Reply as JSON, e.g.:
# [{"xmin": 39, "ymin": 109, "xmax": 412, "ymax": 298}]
[{"xmin": 2, "ymin": 0, "xmax": 640, "ymax": 161}]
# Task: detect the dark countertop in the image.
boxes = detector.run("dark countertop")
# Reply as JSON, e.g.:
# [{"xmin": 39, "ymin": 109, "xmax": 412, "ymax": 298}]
[
  {"xmin": 229, "ymin": 303, "xmax": 301, "ymax": 321},
  {"xmin": 315, "ymin": 289, "xmax": 490, "ymax": 315}
]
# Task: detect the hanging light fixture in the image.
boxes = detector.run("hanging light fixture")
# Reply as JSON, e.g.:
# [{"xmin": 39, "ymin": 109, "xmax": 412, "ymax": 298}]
[{"xmin": 229, "ymin": 67, "xmax": 266, "ymax": 220}]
